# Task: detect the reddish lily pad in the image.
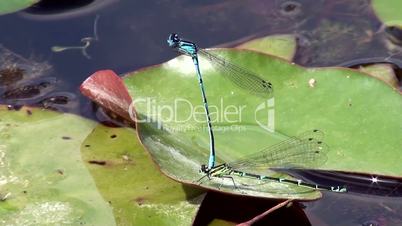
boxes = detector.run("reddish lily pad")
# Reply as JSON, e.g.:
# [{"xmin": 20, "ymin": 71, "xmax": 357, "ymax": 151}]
[{"xmin": 80, "ymin": 70, "xmax": 133, "ymax": 123}]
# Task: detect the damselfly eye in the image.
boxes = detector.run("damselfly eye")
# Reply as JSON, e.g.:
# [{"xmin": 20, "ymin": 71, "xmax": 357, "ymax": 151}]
[
  {"xmin": 200, "ymin": 164, "xmax": 207, "ymax": 172},
  {"xmin": 172, "ymin": 33, "xmax": 179, "ymax": 41},
  {"xmin": 168, "ymin": 33, "xmax": 179, "ymax": 42}
]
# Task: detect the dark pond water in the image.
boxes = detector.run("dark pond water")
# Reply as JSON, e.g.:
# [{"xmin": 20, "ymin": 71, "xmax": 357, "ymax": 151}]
[{"xmin": 0, "ymin": 0, "xmax": 401, "ymax": 225}]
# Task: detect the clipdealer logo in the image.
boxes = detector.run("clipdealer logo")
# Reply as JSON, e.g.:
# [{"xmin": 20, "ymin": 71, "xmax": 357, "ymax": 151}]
[
  {"xmin": 128, "ymin": 97, "xmax": 275, "ymax": 132},
  {"xmin": 254, "ymin": 97, "xmax": 275, "ymax": 132}
]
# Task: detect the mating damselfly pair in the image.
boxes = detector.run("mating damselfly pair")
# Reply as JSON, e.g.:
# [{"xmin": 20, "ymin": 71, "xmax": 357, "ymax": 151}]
[{"xmin": 167, "ymin": 33, "xmax": 346, "ymax": 193}]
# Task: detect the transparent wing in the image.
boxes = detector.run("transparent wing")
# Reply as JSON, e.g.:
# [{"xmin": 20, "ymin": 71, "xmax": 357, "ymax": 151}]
[
  {"xmin": 198, "ymin": 49, "xmax": 273, "ymax": 98},
  {"xmin": 229, "ymin": 130, "xmax": 328, "ymax": 171}
]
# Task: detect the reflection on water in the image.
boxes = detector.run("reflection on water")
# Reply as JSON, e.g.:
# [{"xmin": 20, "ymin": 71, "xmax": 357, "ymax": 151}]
[
  {"xmin": 273, "ymin": 169, "xmax": 402, "ymax": 224},
  {"xmin": 306, "ymin": 190, "xmax": 402, "ymax": 226},
  {"xmin": 281, "ymin": 169, "xmax": 402, "ymax": 197},
  {"xmin": 0, "ymin": 0, "xmax": 401, "ymax": 225}
]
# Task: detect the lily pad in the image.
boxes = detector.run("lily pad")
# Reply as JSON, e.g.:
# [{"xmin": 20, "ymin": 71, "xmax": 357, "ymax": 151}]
[
  {"xmin": 0, "ymin": 0, "xmax": 39, "ymax": 15},
  {"xmin": 80, "ymin": 123, "xmax": 204, "ymax": 226},
  {"xmin": 372, "ymin": 0, "xmax": 402, "ymax": 26},
  {"xmin": 124, "ymin": 49, "xmax": 402, "ymax": 199},
  {"xmin": 358, "ymin": 64, "xmax": 399, "ymax": 88},
  {"xmin": 0, "ymin": 106, "xmax": 115, "ymax": 225},
  {"xmin": 236, "ymin": 34, "xmax": 296, "ymax": 61}
]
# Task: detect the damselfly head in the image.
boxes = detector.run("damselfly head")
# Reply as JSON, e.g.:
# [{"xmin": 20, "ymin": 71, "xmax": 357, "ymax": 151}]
[
  {"xmin": 200, "ymin": 164, "xmax": 208, "ymax": 173},
  {"xmin": 167, "ymin": 33, "xmax": 180, "ymax": 48}
]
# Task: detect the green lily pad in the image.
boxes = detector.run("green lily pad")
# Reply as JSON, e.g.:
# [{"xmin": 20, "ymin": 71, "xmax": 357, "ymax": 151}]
[
  {"xmin": 81, "ymin": 124, "xmax": 204, "ymax": 226},
  {"xmin": 0, "ymin": 106, "xmax": 115, "ymax": 225},
  {"xmin": 124, "ymin": 49, "xmax": 402, "ymax": 200},
  {"xmin": 358, "ymin": 63, "xmax": 399, "ymax": 88},
  {"xmin": 236, "ymin": 34, "xmax": 296, "ymax": 61},
  {"xmin": 0, "ymin": 0, "xmax": 38, "ymax": 15},
  {"xmin": 372, "ymin": 0, "xmax": 402, "ymax": 26}
]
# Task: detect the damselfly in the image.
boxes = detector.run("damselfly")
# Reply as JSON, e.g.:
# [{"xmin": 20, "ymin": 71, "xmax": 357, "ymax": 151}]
[
  {"xmin": 199, "ymin": 129, "xmax": 347, "ymax": 193},
  {"xmin": 167, "ymin": 33, "xmax": 273, "ymax": 171}
]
